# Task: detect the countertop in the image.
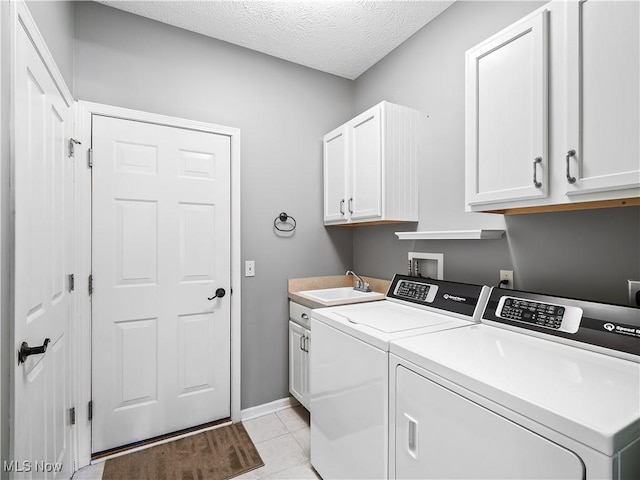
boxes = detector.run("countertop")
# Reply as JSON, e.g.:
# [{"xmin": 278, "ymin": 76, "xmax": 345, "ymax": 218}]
[{"xmin": 288, "ymin": 275, "xmax": 390, "ymax": 309}]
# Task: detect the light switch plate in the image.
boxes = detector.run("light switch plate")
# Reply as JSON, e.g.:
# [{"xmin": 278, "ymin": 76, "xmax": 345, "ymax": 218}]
[{"xmin": 245, "ymin": 260, "xmax": 255, "ymax": 277}]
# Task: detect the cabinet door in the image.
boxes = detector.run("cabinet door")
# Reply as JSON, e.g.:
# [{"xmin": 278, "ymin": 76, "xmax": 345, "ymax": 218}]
[
  {"xmin": 350, "ymin": 105, "xmax": 382, "ymax": 221},
  {"xmin": 565, "ymin": 0, "xmax": 640, "ymax": 196},
  {"xmin": 289, "ymin": 321, "xmax": 306, "ymax": 405},
  {"xmin": 301, "ymin": 329, "xmax": 310, "ymax": 410},
  {"xmin": 466, "ymin": 10, "xmax": 549, "ymax": 206},
  {"xmin": 394, "ymin": 366, "xmax": 584, "ymax": 479},
  {"xmin": 324, "ymin": 127, "xmax": 348, "ymax": 223}
]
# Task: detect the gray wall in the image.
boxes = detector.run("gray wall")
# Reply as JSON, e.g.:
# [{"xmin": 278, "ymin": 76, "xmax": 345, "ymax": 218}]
[
  {"xmin": 73, "ymin": 1, "xmax": 354, "ymax": 409},
  {"xmin": 352, "ymin": 0, "xmax": 640, "ymax": 305},
  {"xmin": 25, "ymin": 1, "xmax": 75, "ymax": 93}
]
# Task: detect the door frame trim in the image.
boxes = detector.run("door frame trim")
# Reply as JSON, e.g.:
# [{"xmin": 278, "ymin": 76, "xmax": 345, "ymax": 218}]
[{"xmin": 74, "ymin": 101, "xmax": 241, "ymax": 469}]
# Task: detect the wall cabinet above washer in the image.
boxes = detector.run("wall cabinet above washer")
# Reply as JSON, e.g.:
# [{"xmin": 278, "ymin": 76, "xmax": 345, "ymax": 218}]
[
  {"xmin": 323, "ymin": 101, "xmax": 421, "ymax": 225},
  {"xmin": 564, "ymin": 0, "xmax": 640, "ymax": 199},
  {"xmin": 465, "ymin": 9, "xmax": 549, "ymax": 207},
  {"xmin": 465, "ymin": 1, "xmax": 640, "ymax": 214}
]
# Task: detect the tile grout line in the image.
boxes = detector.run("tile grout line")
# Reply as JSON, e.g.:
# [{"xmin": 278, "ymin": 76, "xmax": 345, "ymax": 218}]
[
  {"xmin": 241, "ymin": 433, "xmax": 308, "ymax": 480},
  {"xmin": 291, "ymin": 438, "xmax": 310, "ymax": 457},
  {"xmin": 263, "ymin": 458, "xmax": 314, "ymax": 480},
  {"xmin": 252, "ymin": 430, "xmax": 294, "ymax": 448}
]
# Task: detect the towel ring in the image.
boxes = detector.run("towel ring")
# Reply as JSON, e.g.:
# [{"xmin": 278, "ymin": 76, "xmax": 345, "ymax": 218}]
[{"xmin": 274, "ymin": 212, "xmax": 296, "ymax": 232}]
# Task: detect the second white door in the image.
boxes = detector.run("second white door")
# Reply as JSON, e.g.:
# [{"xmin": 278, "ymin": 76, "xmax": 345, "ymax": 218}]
[{"xmin": 91, "ymin": 115, "xmax": 231, "ymax": 453}]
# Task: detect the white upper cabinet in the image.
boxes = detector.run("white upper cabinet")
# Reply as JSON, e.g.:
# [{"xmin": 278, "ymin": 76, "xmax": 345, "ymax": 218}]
[
  {"xmin": 465, "ymin": 10, "xmax": 549, "ymax": 206},
  {"xmin": 350, "ymin": 107, "xmax": 383, "ymax": 221},
  {"xmin": 466, "ymin": 1, "xmax": 640, "ymax": 213},
  {"xmin": 323, "ymin": 101, "xmax": 420, "ymax": 225},
  {"xmin": 323, "ymin": 128, "xmax": 348, "ymax": 223},
  {"xmin": 565, "ymin": 0, "xmax": 640, "ymax": 196}
]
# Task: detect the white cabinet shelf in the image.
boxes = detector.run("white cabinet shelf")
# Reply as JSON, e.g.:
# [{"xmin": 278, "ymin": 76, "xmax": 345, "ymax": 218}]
[
  {"xmin": 395, "ymin": 230, "xmax": 505, "ymax": 240},
  {"xmin": 324, "ymin": 101, "xmax": 421, "ymax": 225}
]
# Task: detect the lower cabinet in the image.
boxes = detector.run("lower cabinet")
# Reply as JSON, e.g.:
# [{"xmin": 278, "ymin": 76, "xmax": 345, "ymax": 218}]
[{"xmin": 289, "ymin": 320, "xmax": 311, "ymax": 410}]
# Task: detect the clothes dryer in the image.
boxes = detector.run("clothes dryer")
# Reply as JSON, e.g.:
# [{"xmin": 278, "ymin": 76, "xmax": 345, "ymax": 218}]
[{"xmin": 389, "ymin": 287, "xmax": 640, "ymax": 479}]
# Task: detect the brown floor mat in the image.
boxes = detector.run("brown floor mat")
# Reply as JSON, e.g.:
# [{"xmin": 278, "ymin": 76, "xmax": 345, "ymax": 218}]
[{"xmin": 102, "ymin": 423, "xmax": 263, "ymax": 480}]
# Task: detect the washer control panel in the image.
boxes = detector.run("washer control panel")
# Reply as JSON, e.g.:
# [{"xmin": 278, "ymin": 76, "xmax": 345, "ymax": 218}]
[
  {"xmin": 387, "ymin": 275, "xmax": 487, "ymax": 319},
  {"xmin": 393, "ymin": 280, "xmax": 438, "ymax": 304},
  {"xmin": 496, "ymin": 296, "xmax": 583, "ymax": 334}
]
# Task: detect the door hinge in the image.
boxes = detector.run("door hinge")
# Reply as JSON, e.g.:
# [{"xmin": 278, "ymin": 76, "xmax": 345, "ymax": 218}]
[
  {"xmin": 70, "ymin": 407, "xmax": 76, "ymax": 425},
  {"xmin": 88, "ymin": 401, "xmax": 93, "ymax": 421},
  {"xmin": 68, "ymin": 138, "xmax": 81, "ymax": 158},
  {"xmin": 88, "ymin": 274, "xmax": 94, "ymax": 296},
  {"xmin": 88, "ymin": 148, "xmax": 93, "ymax": 168},
  {"xmin": 68, "ymin": 274, "xmax": 75, "ymax": 292}
]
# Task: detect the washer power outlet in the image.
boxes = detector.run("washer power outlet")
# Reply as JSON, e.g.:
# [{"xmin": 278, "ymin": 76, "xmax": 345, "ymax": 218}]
[
  {"xmin": 628, "ymin": 280, "xmax": 640, "ymax": 306},
  {"xmin": 500, "ymin": 270, "xmax": 514, "ymax": 290}
]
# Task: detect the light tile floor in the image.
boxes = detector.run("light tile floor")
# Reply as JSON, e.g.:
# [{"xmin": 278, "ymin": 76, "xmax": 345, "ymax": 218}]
[{"xmin": 72, "ymin": 405, "xmax": 320, "ymax": 480}]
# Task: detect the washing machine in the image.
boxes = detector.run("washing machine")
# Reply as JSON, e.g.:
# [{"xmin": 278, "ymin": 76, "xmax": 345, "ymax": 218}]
[
  {"xmin": 310, "ymin": 275, "xmax": 491, "ymax": 479},
  {"xmin": 389, "ymin": 286, "xmax": 640, "ymax": 479}
]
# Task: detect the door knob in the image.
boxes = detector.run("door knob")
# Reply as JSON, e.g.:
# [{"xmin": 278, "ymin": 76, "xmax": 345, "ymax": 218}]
[
  {"xmin": 18, "ymin": 338, "xmax": 50, "ymax": 364},
  {"xmin": 208, "ymin": 288, "xmax": 226, "ymax": 300}
]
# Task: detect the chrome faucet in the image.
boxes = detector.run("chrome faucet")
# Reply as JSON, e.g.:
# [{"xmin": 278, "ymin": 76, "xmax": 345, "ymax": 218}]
[{"xmin": 346, "ymin": 270, "xmax": 371, "ymax": 292}]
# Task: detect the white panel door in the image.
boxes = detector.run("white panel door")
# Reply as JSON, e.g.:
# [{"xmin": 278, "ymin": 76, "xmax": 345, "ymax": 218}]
[
  {"xmin": 394, "ymin": 366, "xmax": 584, "ymax": 479},
  {"xmin": 350, "ymin": 106, "xmax": 382, "ymax": 221},
  {"xmin": 91, "ymin": 115, "xmax": 231, "ymax": 453},
  {"xmin": 13, "ymin": 16, "xmax": 74, "ymax": 479},
  {"xmin": 323, "ymin": 128, "xmax": 347, "ymax": 223},
  {"xmin": 565, "ymin": 0, "xmax": 640, "ymax": 195},
  {"xmin": 466, "ymin": 10, "xmax": 549, "ymax": 206}
]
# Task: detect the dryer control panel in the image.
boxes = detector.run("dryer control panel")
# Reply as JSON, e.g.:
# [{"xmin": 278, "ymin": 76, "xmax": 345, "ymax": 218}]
[
  {"xmin": 484, "ymin": 287, "xmax": 640, "ymax": 361},
  {"xmin": 496, "ymin": 297, "xmax": 582, "ymax": 333}
]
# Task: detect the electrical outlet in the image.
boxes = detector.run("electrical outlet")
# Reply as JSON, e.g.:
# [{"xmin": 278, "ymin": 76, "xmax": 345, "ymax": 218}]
[
  {"xmin": 245, "ymin": 260, "xmax": 255, "ymax": 277},
  {"xmin": 628, "ymin": 280, "xmax": 640, "ymax": 306},
  {"xmin": 500, "ymin": 270, "xmax": 514, "ymax": 290}
]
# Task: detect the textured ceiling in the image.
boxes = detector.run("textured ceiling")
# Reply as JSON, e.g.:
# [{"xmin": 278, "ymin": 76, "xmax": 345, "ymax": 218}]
[{"xmin": 96, "ymin": 1, "xmax": 456, "ymax": 79}]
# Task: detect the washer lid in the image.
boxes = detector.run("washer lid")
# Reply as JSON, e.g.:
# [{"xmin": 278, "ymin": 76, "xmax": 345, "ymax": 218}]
[
  {"xmin": 391, "ymin": 324, "xmax": 640, "ymax": 456},
  {"xmin": 312, "ymin": 301, "xmax": 472, "ymax": 350},
  {"xmin": 333, "ymin": 302, "xmax": 452, "ymax": 332}
]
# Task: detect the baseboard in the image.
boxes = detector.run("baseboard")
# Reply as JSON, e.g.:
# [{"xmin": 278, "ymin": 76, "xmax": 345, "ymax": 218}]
[{"xmin": 240, "ymin": 396, "xmax": 300, "ymax": 422}]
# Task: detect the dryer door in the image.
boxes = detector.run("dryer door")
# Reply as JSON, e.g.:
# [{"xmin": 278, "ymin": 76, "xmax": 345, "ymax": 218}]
[{"xmin": 394, "ymin": 366, "xmax": 585, "ymax": 479}]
